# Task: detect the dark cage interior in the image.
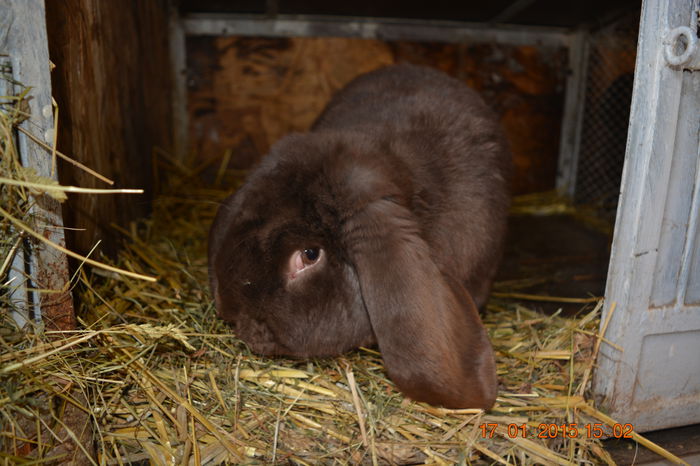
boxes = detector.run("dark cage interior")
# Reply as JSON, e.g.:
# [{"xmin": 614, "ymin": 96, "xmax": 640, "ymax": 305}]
[
  {"xmin": 574, "ymin": 14, "xmax": 639, "ymax": 216},
  {"xmin": 186, "ymin": 36, "xmax": 566, "ymax": 195},
  {"xmin": 4, "ymin": 0, "xmax": 700, "ymax": 463},
  {"xmin": 180, "ymin": 0, "xmax": 640, "ymax": 27}
]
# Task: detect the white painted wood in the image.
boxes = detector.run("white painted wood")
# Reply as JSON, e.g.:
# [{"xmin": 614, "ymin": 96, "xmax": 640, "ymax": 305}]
[
  {"xmin": 1, "ymin": 0, "xmax": 72, "ymax": 326},
  {"xmin": 0, "ymin": 48, "xmax": 31, "ymax": 328},
  {"xmin": 593, "ymin": 0, "xmax": 700, "ymax": 432},
  {"xmin": 556, "ymin": 30, "xmax": 589, "ymax": 196},
  {"xmin": 650, "ymin": 72, "xmax": 700, "ymax": 308},
  {"xmin": 183, "ymin": 14, "xmax": 571, "ymax": 47}
]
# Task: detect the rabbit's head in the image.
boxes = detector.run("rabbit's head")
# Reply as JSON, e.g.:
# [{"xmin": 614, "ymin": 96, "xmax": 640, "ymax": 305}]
[
  {"xmin": 208, "ymin": 133, "xmax": 380, "ymax": 357},
  {"xmin": 209, "ymin": 131, "xmax": 497, "ymax": 409}
]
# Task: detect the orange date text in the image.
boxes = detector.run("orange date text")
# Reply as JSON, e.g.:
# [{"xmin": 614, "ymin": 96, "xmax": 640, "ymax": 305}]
[{"xmin": 479, "ymin": 422, "xmax": 634, "ymax": 439}]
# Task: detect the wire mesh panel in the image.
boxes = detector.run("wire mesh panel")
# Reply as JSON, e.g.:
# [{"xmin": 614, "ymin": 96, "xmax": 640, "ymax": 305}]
[{"xmin": 575, "ymin": 14, "xmax": 639, "ymax": 217}]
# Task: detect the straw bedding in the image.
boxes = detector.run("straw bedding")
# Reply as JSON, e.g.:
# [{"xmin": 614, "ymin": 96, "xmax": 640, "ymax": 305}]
[{"xmin": 0, "ymin": 82, "xmax": 687, "ymax": 466}]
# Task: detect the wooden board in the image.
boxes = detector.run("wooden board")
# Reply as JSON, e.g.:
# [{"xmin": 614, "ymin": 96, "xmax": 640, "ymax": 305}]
[
  {"xmin": 186, "ymin": 36, "xmax": 567, "ymax": 194},
  {"xmin": 45, "ymin": 0, "xmax": 174, "ymax": 256}
]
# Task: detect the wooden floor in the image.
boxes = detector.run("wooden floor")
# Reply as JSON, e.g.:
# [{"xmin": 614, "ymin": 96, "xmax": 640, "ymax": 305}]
[
  {"xmin": 605, "ymin": 423, "xmax": 700, "ymax": 465},
  {"xmin": 498, "ymin": 213, "xmax": 610, "ymax": 315}
]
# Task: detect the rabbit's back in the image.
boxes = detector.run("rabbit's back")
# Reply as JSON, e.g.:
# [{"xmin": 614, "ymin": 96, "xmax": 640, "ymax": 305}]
[{"xmin": 314, "ymin": 64, "xmax": 511, "ymax": 307}]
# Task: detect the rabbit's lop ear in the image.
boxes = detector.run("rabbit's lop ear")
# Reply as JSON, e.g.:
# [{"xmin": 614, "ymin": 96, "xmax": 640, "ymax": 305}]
[{"xmin": 345, "ymin": 198, "xmax": 498, "ymax": 409}]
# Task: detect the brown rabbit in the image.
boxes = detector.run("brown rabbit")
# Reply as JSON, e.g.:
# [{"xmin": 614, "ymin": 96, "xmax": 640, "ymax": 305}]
[{"xmin": 209, "ymin": 64, "xmax": 510, "ymax": 409}]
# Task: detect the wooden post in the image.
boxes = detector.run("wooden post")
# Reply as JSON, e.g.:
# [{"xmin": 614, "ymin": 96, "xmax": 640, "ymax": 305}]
[{"xmin": 1, "ymin": 0, "xmax": 75, "ymax": 330}]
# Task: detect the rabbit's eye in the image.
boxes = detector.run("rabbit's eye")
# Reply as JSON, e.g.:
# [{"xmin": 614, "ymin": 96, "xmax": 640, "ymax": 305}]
[
  {"xmin": 287, "ymin": 247, "xmax": 324, "ymax": 281},
  {"xmin": 303, "ymin": 248, "xmax": 320, "ymax": 264}
]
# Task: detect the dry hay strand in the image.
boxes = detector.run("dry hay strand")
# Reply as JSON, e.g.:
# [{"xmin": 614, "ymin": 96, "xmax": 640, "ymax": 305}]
[{"xmin": 0, "ymin": 82, "xmax": 687, "ymax": 464}]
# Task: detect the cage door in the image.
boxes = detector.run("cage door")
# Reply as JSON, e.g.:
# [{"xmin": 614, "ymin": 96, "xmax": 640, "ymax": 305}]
[{"xmin": 593, "ymin": 0, "xmax": 700, "ymax": 432}]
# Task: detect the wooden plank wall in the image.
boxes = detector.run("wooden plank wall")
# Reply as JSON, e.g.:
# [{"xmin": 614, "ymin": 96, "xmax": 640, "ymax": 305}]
[
  {"xmin": 187, "ymin": 37, "xmax": 567, "ymax": 194},
  {"xmin": 45, "ymin": 0, "xmax": 174, "ymax": 256}
]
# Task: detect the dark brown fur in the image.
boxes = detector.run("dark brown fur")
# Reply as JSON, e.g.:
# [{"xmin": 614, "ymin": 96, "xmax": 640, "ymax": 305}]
[{"xmin": 209, "ymin": 64, "xmax": 511, "ymax": 409}]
